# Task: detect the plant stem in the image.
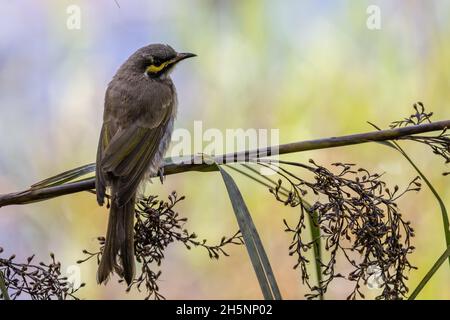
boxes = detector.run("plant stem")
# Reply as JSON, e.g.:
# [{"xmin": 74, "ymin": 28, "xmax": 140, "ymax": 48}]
[
  {"xmin": 0, "ymin": 270, "xmax": 10, "ymax": 300},
  {"xmin": 0, "ymin": 119, "xmax": 449, "ymax": 208},
  {"xmin": 408, "ymin": 245, "xmax": 450, "ymax": 300}
]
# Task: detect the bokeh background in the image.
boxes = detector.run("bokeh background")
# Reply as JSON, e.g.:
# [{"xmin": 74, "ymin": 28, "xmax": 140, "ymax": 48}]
[{"xmin": 0, "ymin": 0, "xmax": 449, "ymax": 299}]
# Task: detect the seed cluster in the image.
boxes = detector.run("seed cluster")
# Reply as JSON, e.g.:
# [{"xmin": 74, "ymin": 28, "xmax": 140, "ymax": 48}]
[
  {"xmin": 78, "ymin": 192, "xmax": 243, "ymax": 299},
  {"xmin": 269, "ymin": 160, "xmax": 419, "ymax": 300},
  {"xmin": 0, "ymin": 249, "xmax": 83, "ymax": 300}
]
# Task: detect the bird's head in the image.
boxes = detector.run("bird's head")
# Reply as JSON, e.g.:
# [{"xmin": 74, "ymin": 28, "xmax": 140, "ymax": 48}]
[{"xmin": 126, "ymin": 44, "xmax": 196, "ymax": 79}]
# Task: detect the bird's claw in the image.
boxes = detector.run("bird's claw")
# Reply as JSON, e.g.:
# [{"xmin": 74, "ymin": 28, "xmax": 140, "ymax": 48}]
[{"xmin": 158, "ymin": 167, "xmax": 165, "ymax": 184}]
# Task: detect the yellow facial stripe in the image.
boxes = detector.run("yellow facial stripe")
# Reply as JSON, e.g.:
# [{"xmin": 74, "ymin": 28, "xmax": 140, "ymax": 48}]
[{"xmin": 146, "ymin": 61, "xmax": 169, "ymax": 74}]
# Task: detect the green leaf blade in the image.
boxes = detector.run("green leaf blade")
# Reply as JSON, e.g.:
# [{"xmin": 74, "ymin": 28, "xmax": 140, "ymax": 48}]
[{"xmin": 217, "ymin": 165, "xmax": 282, "ymax": 300}]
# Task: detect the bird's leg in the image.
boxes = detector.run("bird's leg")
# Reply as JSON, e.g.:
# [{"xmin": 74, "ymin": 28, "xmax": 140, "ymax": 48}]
[{"xmin": 158, "ymin": 166, "xmax": 165, "ymax": 184}]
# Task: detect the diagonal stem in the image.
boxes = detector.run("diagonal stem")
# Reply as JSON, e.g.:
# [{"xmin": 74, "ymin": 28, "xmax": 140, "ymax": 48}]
[
  {"xmin": 0, "ymin": 270, "xmax": 10, "ymax": 300},
  {"xmin": 0, "ymin": 120, "xmax": 449, "ymax": 208}
]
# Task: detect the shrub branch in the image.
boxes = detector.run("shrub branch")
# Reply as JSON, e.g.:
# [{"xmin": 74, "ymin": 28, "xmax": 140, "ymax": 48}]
[{"xmin": 0, "ymin": 120, "xmax": 449, "ymax": 208}]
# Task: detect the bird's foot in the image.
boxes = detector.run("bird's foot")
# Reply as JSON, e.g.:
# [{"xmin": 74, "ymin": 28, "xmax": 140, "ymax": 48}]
[{"xmin": 158, "ymin": 167, "xmax": 165, "ymax": 184}]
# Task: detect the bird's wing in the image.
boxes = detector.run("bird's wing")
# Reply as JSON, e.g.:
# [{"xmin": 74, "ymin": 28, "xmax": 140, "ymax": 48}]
[
  {"xmin": 96, "ymin": 121, "xmax": 115, "ymax": 205},
  {"xmin": 98, "ymin": 110, "xmax": 171, "ymax": 206}
]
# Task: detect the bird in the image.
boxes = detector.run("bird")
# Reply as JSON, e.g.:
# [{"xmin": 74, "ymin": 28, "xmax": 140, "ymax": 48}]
[{"xmin": 95, "ymin": 44, "xmax": 196, "ymax": 285}]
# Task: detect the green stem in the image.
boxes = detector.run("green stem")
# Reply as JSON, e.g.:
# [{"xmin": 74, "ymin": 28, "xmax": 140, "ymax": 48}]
[
  {"xmin": 0, "ymin": 270, "xmax": 10, "ymax": 300},
  {"xmin": 392, "ymin": 141, "xmax": 450, "ymax": 267},
  {"xmin": 306, "ymin": 210, "xmax": 323, "ymax": 300},
  {"xmin": 409, "ymin": 245, "xmax": 450, "ymax": 300}
]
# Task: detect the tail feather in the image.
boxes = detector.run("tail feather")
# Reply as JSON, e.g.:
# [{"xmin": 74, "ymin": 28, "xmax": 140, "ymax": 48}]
[
  {"xmin": 97, "ymin": 189, "xmax": 136, "ymax": 286},
  {"xmin": 119, "ymin": 196, "xmax": 136, "ymax": 285}
]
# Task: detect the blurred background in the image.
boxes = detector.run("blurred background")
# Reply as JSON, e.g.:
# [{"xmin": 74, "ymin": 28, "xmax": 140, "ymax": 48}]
[{"xmin": 0, "ymin": 0, "xmax": 449, "ymax": 299}]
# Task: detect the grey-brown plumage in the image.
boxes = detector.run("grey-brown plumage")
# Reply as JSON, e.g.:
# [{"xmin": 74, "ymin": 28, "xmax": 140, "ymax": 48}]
[{"xmin": 96, "ymin": 44, "xmax": 195, "ymax": 285}]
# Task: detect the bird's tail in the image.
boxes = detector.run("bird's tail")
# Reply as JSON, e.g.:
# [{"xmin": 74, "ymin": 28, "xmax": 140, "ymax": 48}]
[{"xmin": 97, "ymin": 189, "xmax": 136, "ymax": 286}]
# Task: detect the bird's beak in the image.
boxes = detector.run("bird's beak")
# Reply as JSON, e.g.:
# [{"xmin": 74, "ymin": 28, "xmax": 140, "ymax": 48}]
[{"xmin": 170, "ymin": 52, "xmax": 197, "ymax": 65}]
